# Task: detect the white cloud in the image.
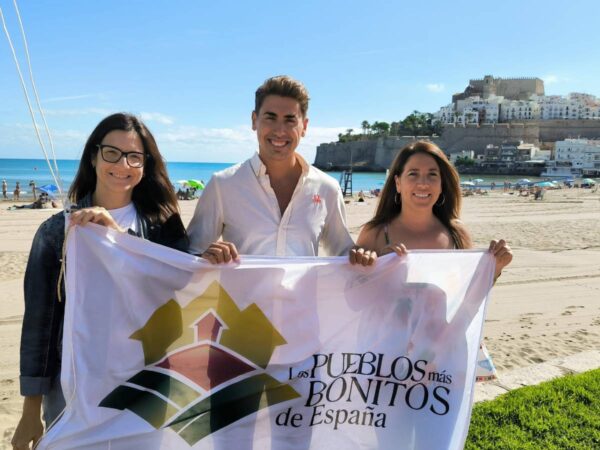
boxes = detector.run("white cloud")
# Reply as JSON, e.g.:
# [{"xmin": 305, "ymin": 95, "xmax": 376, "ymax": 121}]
[
  {"xmin": 43, "ymin": 94, "xmax": 102, "ymax": 104},
  {"xmin": 140, "ymin": 112, "xmax": 175, "ymax": 126},
  {"xmin": 42, "ymin": 108, "xmax": 113, "ymax": 117},
  {"xmin": 543, "ymin": 75, "xmax": 559, "ymax": 85},
  {"xmin": 155, "ymin": 125, "xmax": 254, "ymax": 162},
  {"xmin": 158, "ymin": 125, "xmax": 254, "ymax": 145},
  {"xmin": 40, "ymin": 109, "xmax": 176, "ymax": 128},
  {"xmin": 542, "ymin": 74, "xmax": 572, "ymax": 86},
  {"xmin": 426, "ymin": 83, "xmax": 445, "ymax": 93},
  {"xmin": 0, "ymin": 119, "xmax": 352, "ymax": 164},
  {"xmin": 155, "ymin": 124, "xmax": 349, "ymax": 163},
  {"xmin": 0, "ymin": 122, "xmax": 88, "ymax": 159}
]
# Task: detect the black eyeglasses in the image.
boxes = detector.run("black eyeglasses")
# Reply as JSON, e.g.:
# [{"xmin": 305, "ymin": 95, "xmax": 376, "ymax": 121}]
[{"xmin": 96, "ymin": 144, "xmax": 146, "ymax": 168}]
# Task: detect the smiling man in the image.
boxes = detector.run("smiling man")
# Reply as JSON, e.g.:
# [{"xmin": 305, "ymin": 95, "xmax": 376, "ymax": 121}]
[{"xmin": 187, "ymin": 75, "xmax": 353, "ymax": 260}]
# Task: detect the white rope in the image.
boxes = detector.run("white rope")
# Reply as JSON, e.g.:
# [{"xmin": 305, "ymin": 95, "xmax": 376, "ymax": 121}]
[
  {"xmin": 0, "ymin": 6, "xmax": 67, "ymax": 207},
  {"xmin": 2, "ymin": 7, "xmax": 74, "ymax": 447},
  {"xmin": 12, "ymin": 0, "xmax": 66, "ymax": 198}
]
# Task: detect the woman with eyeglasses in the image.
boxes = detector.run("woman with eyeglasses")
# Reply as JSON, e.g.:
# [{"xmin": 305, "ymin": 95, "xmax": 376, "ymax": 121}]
[{"xmin": 12, "ymin": 113, "xmax": 188, "ymax": 450}]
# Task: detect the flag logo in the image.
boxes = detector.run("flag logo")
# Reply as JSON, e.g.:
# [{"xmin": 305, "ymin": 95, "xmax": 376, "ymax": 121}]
[{"xmin": 99, "ymin": 281, "xmax": 300, "ymax": 446}]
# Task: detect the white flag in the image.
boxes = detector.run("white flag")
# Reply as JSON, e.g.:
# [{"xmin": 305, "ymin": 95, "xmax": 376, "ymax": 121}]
[{"xmin": 39, "ymin": 224, "xmax": 494, "ymax": 449}]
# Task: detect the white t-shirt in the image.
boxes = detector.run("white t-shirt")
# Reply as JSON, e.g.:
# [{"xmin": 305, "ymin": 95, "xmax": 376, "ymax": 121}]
[
  {"xmin": 109, "ymin": 203, "xmax": 139, "ymax": 233},
  {"xmin": 187, "ymin": 153, "xmax": 353, "ymax": 257}
]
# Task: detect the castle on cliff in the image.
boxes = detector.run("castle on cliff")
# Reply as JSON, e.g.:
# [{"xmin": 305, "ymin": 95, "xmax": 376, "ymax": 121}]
[
  {"xmin": 436, "ymin": 75, "xmax": 600, "ymax": 125},
  {"xmin": 314, "ymin": 75, "xmax": 600, "ymax": 174}
]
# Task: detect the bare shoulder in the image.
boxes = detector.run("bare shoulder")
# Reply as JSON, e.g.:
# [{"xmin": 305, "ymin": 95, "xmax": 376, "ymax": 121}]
[{"xmin": 356, "ymin": 223, "xmax": 384, "ymax": 252}]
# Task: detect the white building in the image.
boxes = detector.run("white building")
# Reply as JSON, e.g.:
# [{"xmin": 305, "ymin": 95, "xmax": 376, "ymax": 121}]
[
  {"xmin": 532, "ymin": 148, "xmax": 551, "ymax": 161},
  {"xmin": 435, "ymin": 104, "xmax": 456, "ymax": 124},
  {"xmin": 436, "ymin": 96, "xmax": 501, "ymax": 124},
  {"xmin": 449, "ymin": 150, "xmax": 475, "ymax": 163},
  {"xmin": 542, "ymin": 139, "xmax": 600, "ymax": 176},
  {"xmin": 435, "ymin": 92, "xmax": 600, "ymax": 124},
  {"xmin": 516, "ymin": 142, "xmax": 541, "ymax": 159},
  {"xmin": 555, "ymin": 139, "xmax": 600, "ymax": 167},
  {"xmin": 499, "ymin": 99, "xmax": 539, "ymax": 121}
]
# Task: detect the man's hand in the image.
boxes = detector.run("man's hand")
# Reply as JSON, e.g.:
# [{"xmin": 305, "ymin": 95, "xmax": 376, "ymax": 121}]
[{"xmin": 201, "ymin": 241, "xmax": 240, "ymax": 264}]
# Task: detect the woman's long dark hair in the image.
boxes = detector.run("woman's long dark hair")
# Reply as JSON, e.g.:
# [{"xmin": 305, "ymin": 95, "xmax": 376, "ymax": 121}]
[
  {"xmin": 366, "ymin": 140, "xmax": 472, "ymax": 249},
  {"xmin": 69, "ymin": 113, "xmax": 178, "ymax": 224}
]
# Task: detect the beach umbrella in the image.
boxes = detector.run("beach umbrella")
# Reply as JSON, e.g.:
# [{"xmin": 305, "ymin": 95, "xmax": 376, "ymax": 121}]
[
  {"xmin": 186, "ymin": 179, "xmax": 205, "ymax": 190},
  {"xmin": 517, "ymin": 178, "xmax": 531, "ymax": 184},
  {"xmin": 38, "ymin": 184, "xmax": 59, "ymax": 198},
  {"xmin": 460, "ymin": 181, "xmax": 475, "ymax": 187},
  {"xmin": 176, "ymin": 179, "xmax": 188, "ymax": 186},
  {"xmin": 581, "ymin": 178, "xmax": 596, "ymax": 184},
  {"xmin": 534, "ymin": 181, "xmax": 554, "ymax": 188},
  {"xmin": 472, "ymin": 178, "xmax": 484, "ymax": 184}
]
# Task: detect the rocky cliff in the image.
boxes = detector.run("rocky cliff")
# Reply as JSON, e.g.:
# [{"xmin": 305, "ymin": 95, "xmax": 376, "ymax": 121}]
[{"xmin": 314, "ymin": 120, "xmax": 600, "ymax": 171}]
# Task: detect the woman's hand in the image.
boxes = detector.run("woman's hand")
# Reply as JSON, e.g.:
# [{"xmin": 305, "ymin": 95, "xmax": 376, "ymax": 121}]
[
  {"xmin": 387, "ymin": 243, "xmax": 408, "ymax": 257},
  {"xmin": 69, "ymin": 207, "xmax": 125, "ymax": 232},
  {"xmin": 12, "ymin": 396, "xmax": 43, "ymax": 450},
  {"xmin": 488, "ymin": 239, "xmax": 513, "ymax": 281},
  {"xmin": 348, "ymin": 247, "xmax": 377, "ymax": 266}
]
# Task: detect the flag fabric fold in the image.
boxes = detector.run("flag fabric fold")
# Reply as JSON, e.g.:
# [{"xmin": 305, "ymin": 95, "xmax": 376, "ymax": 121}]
[{"xmin": 38, "ymin": 224, "xmax": 495, "ymax": 449}]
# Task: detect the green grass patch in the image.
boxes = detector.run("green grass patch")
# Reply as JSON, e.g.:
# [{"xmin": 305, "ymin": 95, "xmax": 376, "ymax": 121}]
[{"xmin": 465, "ymin": 368, "xmax": 600, "ymax": 449}]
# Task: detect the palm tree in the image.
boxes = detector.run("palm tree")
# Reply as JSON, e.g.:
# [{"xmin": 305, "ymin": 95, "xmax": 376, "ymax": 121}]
[{"xmin": 361, "ymin": 120, "xmax": 370, "ymax": 136}]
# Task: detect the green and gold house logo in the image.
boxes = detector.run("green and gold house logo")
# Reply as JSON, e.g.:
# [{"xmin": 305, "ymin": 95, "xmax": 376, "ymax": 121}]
[{"xmin": 100, "ymin": 281, "xmax": 300, "ymax": 446}]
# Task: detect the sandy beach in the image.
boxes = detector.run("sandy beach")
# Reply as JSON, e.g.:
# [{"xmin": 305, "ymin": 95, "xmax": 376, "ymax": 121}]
[{"xmin": 0, "ymin": 188, "xmax": 599, "ymax": 445}]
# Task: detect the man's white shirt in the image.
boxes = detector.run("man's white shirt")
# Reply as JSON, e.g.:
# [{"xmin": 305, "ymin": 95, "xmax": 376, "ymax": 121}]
[{"xmin": 187, "ymin": 153, "xmax": 354, "ymax": 257}]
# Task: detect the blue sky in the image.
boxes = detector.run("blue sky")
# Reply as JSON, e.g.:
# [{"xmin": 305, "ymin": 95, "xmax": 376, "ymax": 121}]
[{"xmin": 1, "ymin": 0, "xmax": 600, "ymax": 163}]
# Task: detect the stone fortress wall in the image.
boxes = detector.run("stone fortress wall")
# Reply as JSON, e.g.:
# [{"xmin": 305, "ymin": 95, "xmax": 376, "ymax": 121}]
[
  {"xmin": 314, "ymin": 75, "xmax": 600, "ymax": 171},
  {"xmin": 314, "ymin": 137, "xmax": 421, "ymax": 171},
  {"xmin": 452, "ymin": 75, "xmax": 545, "ymax": 102},
  {"xmin": 314, "ymin": 120, "xmax": 600, "ymax": 171}
]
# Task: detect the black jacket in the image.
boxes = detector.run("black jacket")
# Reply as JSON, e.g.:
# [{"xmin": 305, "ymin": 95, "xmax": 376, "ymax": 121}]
[{"xmin": 19, "ymin": 199, "xmax": 188, "ymax": 396}]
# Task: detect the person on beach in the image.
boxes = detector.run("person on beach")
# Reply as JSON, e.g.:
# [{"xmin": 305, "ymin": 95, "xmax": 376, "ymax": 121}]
[
  {"xmin": 13, "ymin": 181, "xmax": 21, "ymax": 201},
  {"xmin": 12, "ymin": 113, "xmax": 188, "ymax": 450},
  {"xmin": 2, "ymin": 179, "xmax": 7, "ymax": 199},
  {"xmin": 187, "ymin": 75, "xmax": 353, "ymax": 261},
  {"xmin": 8, "ymin": 193, "xmax": 49, "ymax": 210},
  {"xmin": 348, "ymin": 141, "xmax": 513, "ymax": 381},
  {"xmin": 187, "ymin": 75, "xmax": 353, "ymax": 449},
  {"xmin": 29, "ymin": 181, "xmax": 36, "ymax": 200}
]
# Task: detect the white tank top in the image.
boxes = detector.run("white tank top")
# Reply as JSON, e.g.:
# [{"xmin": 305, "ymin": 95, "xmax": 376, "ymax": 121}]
[{"xmin": 109, "ymin": 203, "xmax": 139, "ymax": 233}]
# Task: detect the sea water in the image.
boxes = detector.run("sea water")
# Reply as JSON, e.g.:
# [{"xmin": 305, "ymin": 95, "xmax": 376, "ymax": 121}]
[
  {"xmin": 0, "ymin": 159, "xmax": 389, "ymax": 195},
  {"xmin": 0, "ymin": 158, "xmax": 560, "ymax": 198}
]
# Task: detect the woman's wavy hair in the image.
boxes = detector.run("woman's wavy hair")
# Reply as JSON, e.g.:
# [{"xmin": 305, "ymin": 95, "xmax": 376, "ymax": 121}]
[
  {"xmin": 69, "ymin": 113, "xmax": 178, "ymax": 224},
  {"xmin": 366, "ymin": 140, "xmax": 471, "ymax": 249}
]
